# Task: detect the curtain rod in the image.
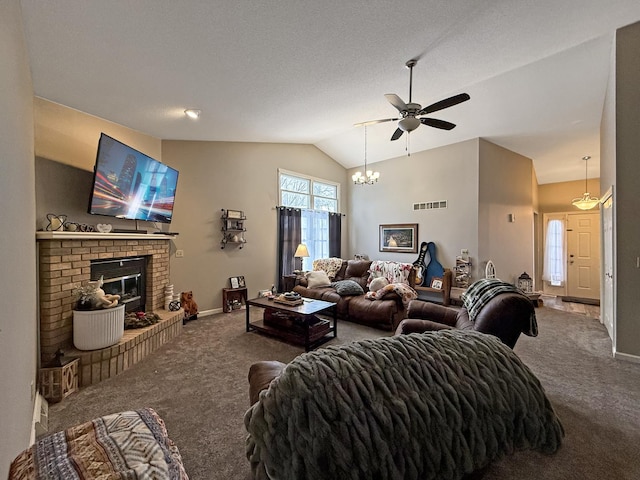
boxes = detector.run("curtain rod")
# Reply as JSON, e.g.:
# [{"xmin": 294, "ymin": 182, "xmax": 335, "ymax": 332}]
[{"xmin": 274, "ymin": 206, "xmax": 346, "ymax": 216}]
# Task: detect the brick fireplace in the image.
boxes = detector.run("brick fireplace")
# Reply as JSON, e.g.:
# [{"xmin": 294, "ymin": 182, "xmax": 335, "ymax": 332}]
[{"xmin": 36, "ymin": 232, "xmax": 183, "ymax": 387}]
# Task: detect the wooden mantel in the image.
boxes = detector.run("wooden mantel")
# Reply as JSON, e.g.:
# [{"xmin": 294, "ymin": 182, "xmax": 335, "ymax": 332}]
[{"xmin": 36, "ymin": 231, "xmax": 176, "ymax": 241}]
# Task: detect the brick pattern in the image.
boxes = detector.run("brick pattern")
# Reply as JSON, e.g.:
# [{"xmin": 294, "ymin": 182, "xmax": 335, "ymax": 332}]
[
  {"xmin": 38, "ymin": 237, "xmax": 171, "ymax": 361},
  {"xmin": 68, "ymin": 309, "xmax": 183, "ymax": 387}
]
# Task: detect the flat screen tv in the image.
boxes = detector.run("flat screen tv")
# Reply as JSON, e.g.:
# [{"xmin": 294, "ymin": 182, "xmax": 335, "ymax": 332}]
[{"xmin": 88, "ymin": 133, "xmax": 179, "ymax": 223}]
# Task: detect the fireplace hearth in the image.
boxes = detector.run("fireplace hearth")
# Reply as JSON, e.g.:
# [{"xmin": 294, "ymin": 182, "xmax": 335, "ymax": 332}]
[
  {"xmin": 37, "ymin": 232, "xmax": 174, "ymax": 359},
  {"xmin": 37, "ymin": 232, "xmax": 184, "ymax": 387}
]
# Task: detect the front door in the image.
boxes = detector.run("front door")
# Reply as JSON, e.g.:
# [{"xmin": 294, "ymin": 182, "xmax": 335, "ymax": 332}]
[{"xmin": 566, "ymin": 212, "xmax": 600, "ymax": 300}]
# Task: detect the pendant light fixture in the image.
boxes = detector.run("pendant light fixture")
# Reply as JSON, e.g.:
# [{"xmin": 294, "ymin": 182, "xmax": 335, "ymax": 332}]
[
  {"xmin": 571, "ymin": 156, "xmax": 600, "ymax": 210},
  {"xmin": 352, "ymin": 125, "xmax": 380, "ymax": 185}
]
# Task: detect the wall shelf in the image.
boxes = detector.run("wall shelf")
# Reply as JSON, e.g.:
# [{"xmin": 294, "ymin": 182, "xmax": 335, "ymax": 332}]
[{"xmin": 221, "ymin": 209, "xmax": 246, "ymax": 249}]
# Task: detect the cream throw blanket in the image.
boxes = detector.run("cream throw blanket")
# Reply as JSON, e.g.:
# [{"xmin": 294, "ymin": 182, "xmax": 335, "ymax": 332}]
[{"xmin": 245, "ymin": 330, "xmax": 564, "ymax": 480}]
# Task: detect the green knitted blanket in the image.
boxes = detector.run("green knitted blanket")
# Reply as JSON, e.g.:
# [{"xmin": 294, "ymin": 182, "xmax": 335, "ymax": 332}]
[{"xmin": 245, "ymin": 331, "xmax": 563, "ymax": 480}]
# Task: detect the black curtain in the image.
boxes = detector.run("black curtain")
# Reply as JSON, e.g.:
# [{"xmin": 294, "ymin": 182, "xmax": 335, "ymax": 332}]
[
  {"xmin": 329, "ymin": 212, "xmax": 342, "ymax": 258},
  {"xmin": 277, "ymin": 207, "xmax": 301, "ymax": 291}
]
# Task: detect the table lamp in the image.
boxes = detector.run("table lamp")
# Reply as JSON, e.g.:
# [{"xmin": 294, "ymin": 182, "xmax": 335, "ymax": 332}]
[{"xmin": 294, "ymin": 243, "xmax": 310, "ymax": 273}]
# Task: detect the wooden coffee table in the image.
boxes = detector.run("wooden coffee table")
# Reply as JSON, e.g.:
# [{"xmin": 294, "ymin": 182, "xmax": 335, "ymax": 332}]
[{"xmin": 245, "ymin": 296, "xmax": 337, "ymax": 351}]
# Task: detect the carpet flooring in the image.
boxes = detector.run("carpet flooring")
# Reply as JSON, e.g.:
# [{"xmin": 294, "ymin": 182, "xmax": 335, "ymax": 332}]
[{"xmin": 48, "ymin": 306, "xmax": 640, "ymax": 479}]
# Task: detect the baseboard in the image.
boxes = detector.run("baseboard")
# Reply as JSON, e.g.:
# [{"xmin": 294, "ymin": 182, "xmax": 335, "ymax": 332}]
[
  {"xmin": 613, "ymin": 350, "xmax": 640, "ymax": 364},
  {"xmin": 560, "ymin": 296, "xmax": 600, "ymax": 306},
  {"xmin": 30, "ymin": 394, "xmax": 48, "ymax": 445}
]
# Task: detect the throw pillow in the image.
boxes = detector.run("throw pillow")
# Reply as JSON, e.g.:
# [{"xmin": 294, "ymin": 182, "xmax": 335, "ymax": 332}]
[
  {"xmin": 369, "ymin": 277, "xmax": 390, "ymax": 292},
  {"xmin": 331, "ymin": 280, "xmax": 365, "ymax": 296},
  {"xmin": 306, "ymin": 270, "xmax": 331, "ymax": 288},
  {"xmin": 312, "ymin": 258, "xmax": 344, "ymax": 280}
]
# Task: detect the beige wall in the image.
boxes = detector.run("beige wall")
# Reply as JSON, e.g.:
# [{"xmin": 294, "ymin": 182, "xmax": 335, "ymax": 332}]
[
  {"xmin": 35, "ymin": 97, "xmax": 161, "ymax": 171},
  {"xmin": 348, "ymin": 139, "xmax": 480, "ymax": 279},
  {"xmin": 33, "ymin": 100, "xmax": 163, "ymax": 232},
  {"xmin": 478, "ymin": 139, "xmax": 535, "ymax": 285},
  {"xmin": 612, "ymin": 20, "xmax": 640, "ymax": 358},
  {"xmin": 0, "ymin": 1, "xmax": 38, "ymax": 475},
  {"xmin": 538, "ymin": 178, "xmax": 601, "ymax": 214},
  {"xmin": 161, "ymin": 140, "xmax": 348, "ymax": 311}
]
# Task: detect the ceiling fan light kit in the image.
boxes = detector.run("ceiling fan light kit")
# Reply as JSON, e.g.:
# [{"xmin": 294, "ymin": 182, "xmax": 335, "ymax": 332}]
[{"xmin": 571, "ymin": 155, "xmax": 600, "ymax": 210}]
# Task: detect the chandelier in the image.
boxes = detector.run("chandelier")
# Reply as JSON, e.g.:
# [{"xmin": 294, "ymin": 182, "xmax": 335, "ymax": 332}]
[
  {"xmin": 352, "ymin": 125, "xmax": 380, "ymax": 185},
  {"xmin": 571, "ymin": 156, "xmax": 600, "ymax": 210}
]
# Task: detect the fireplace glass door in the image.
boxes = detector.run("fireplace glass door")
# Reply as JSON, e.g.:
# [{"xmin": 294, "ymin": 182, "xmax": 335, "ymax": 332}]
[{"xmin": 91, "ymin": 257, "xmax": 146, "ymax": 313}]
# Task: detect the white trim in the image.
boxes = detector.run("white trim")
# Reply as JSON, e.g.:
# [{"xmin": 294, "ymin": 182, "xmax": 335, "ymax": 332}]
[
  {"xmin": 613, "ymin": 350, "xmax": 640, "ymax": 364},
  {"xmin": 278, "ymin": 168, "xmax": 340, "ymax": 212},
  {"xmin": 30, "ymin": 394, "xmax": 48, "ymax": 445}
]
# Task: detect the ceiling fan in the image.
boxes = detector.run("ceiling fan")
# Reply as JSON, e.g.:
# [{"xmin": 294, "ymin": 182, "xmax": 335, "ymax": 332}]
[{"xmin": 356, "ymin": 59, "xmax": 470, "ymax": 141}]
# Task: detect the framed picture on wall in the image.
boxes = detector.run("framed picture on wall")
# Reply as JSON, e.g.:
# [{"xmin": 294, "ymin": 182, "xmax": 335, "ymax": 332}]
[
  {"xmin": 379, "ymin": 223, "xmax": 418, "ymax": 253},
  {"xmin": 226, "ymin": 210, "xmax": 244, "ymax": 219}
]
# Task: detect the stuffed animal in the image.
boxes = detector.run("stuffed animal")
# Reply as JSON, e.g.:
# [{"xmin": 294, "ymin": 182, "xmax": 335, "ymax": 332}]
[
  {"xmin": 369, "ymin": 277, "xmax": 390, "ymax": 292},
  {"xmin": 85, "ymin": 276, "xmax": 120, "ymax": 309},
  {"xmin": 180, "ymin": 291, "xmax": 199, "ymax": 318}
]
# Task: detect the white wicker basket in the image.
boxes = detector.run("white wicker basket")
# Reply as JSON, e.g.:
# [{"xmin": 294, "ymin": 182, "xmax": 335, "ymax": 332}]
[{"xmin": 73, "ymin": 304, "xmax": 125, "ymax": 350}]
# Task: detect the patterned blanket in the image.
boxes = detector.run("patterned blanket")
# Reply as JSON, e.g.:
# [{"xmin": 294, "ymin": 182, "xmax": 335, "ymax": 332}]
[
  {"xmin": 462, "ymin": 278, "xmax": 538, "ymax": 336},
  {"xmin": 313, "ymin": 257, "xmax": 344, "ymax": 280},
  {"xmin": 9, "ymin": 408, "xmax": 189, "ymax": 480},
  {"xmin": 245, "ymin": 330, "xmax": 564, "ymax": 480},
  {"xmin": 367, "ymin": 260, "xmax": 414, "ymax": 285}
]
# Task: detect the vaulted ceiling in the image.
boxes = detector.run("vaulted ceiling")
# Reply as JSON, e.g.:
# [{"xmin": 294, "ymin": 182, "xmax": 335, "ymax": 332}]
[{"xmin": 19, "ymin": 0, "xmax": 640, "ymax": 184}]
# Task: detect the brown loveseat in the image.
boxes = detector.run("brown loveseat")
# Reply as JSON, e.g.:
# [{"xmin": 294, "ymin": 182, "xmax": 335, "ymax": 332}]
[{"xmin": 292, "ymin": 259, "xmax": 416, "ymax": 331}]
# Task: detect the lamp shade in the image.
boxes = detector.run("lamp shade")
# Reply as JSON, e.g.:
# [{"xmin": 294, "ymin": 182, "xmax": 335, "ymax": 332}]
[
  {"xmin": 571, "ymin": 193, "xmax": 600, "ymax": 210},
  {"xmin": 294, "ymin": 243, "xmax": 310, "ymax": 258}
]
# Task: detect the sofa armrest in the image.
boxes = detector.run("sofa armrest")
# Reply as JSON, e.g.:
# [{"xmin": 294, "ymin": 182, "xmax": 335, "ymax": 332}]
[
  {"xmin": 395, "ymin": 318, "xmax": 455, "ymax": 335},
  {"xmin": 248, "ymin": 361, "xmax": 286, "ymax": 406},
  {"xmin": 406, "ymin": 300, "xmax": 460, "ymax": 326}
]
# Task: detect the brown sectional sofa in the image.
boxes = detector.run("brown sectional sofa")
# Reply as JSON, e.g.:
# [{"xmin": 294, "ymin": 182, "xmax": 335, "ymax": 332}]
[{"xmin": 292, "ymin": 259, "xmax": 416, "ymax": 331}]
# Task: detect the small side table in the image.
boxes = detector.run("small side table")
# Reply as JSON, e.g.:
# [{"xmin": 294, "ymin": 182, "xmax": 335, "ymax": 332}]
[{"xmin": 222, "ymin": 287, "xmax": 248, "ymax": 312}]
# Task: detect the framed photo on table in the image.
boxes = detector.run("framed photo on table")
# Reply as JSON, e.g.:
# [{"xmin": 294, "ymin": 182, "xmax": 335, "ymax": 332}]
[
  {"xmin": 229, "ymin": 277, "xmax": 239, "ymax": 289},
  {"xmin": 379, "ymin": 223, "xmax": 418, "ymax": 253},
  {"xmin": 238, "ymin": 276, "xmax": 246, "ymax": 288},
  {"xmin": 430, "ymin": 277, "xmax": 443, "ymax": 290}
]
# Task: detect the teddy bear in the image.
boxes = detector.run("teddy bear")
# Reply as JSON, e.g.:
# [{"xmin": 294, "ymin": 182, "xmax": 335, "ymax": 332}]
[{"xmin": 180, "ymin": 291, "xmax": 199, "ymax": 319}]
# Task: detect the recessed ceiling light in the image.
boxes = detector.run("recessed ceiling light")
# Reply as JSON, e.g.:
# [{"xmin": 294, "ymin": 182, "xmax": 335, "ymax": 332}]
[{"xmin": 184, "ymin": 109, "xmax": 201, "ymax": 119}]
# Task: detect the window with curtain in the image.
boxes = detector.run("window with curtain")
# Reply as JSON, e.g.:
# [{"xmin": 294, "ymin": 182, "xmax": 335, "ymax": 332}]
[
  {"xmin": 278, "ymin": 169, "xmax": 341, "ymax": 274},
  {"xmin": 543, "ymin": 218, "xmax": 565, "ymax": 286},
  {"xmin": 301, "ymin": 209, "xmax": 328, "ymax": 271}
]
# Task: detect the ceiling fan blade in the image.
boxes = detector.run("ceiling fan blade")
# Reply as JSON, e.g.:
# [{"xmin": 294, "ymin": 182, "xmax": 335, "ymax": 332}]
[
  {"xmin": 353, "ymin": 117, "xmax": 399, "ymax": 127},
  {"xmin": 385, "ymin": 93, "xmax": 408, "ymax": 112},
  {"xmin": 421, "ymin": 117, "xmax": 456, "ymax": 130},
  {"xmin": 418, "ymin": 93, "xmax": 470, "ymax": 115},
  {"xmin": 390, "ymin": 127, "xmax": 405, "ymax": 141}
]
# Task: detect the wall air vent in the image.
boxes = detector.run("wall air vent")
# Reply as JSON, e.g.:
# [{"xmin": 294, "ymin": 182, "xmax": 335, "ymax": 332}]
[{"xmin": 413, "ymin": 200, "xmax": 448, "ymax": 211}]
